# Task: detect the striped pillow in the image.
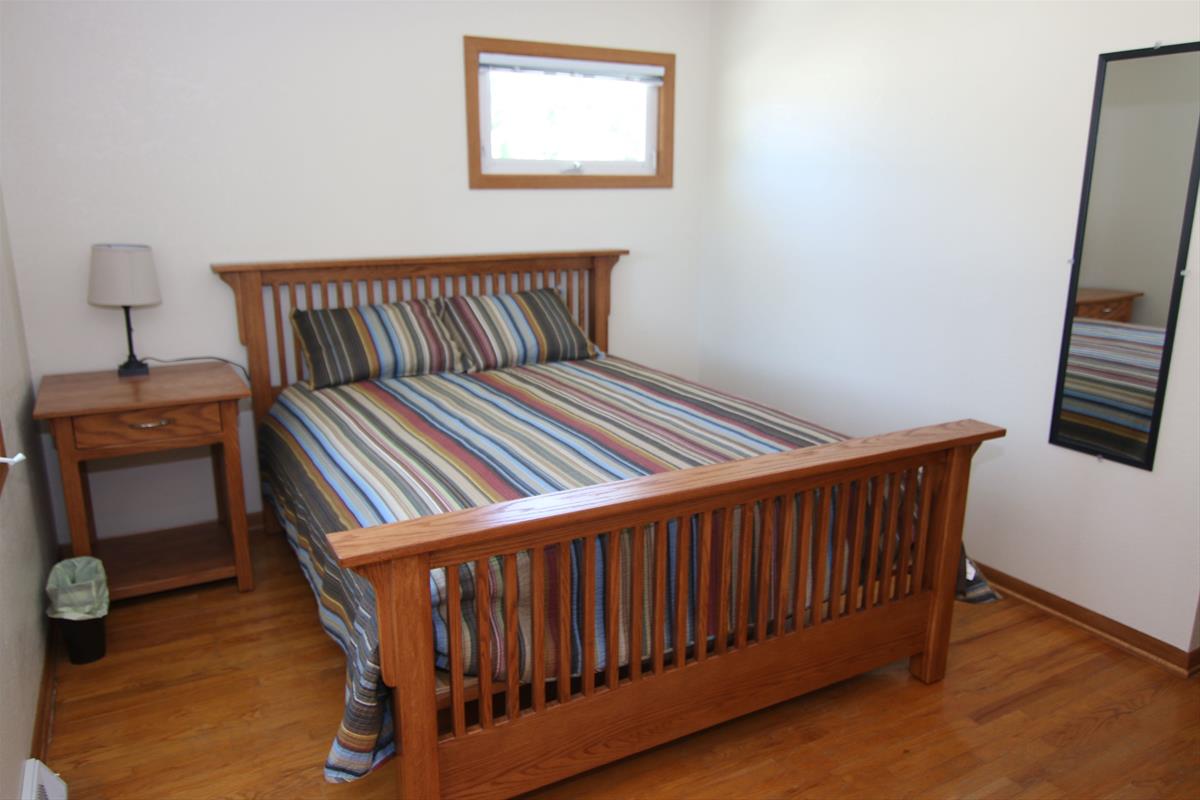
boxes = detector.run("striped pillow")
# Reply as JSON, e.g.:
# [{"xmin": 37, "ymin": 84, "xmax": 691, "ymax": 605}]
[
  {"xmin": 441, "ymin": 289, "xmax": 597, "ymax": 371},
  {"xmin": 292, "ymin": 299, "xmax": 462, "ymax": 389}
]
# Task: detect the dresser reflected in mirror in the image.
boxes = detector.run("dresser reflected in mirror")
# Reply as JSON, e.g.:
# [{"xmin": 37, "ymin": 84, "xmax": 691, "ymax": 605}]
[{"xmin": 1051, "ymin": 42, "xmax": 1200, "ymax": 469}]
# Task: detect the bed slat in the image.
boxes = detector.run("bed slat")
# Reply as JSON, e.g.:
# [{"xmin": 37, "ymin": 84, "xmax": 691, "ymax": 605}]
[
  {"xmin": 882, "ymin": 472, "xmax": 902, "ymax": 605},
  {"xmin": 694, "ymin": 510, "xmax": 712, "ymax": 661},
  {"xmin": 557, "ymin": 542, "xmax": 571, "ymax": 704},
  {"xmin": 755, "ymin": 498, "xmax": 773, "ymax": 642},
  {"xmin": 865, "ymin": 475, "xmax": 885, "ymax": 608},
  {"xmin": 775, "ymin": 494, "xmax": 796, "ymax": 634},
  {"xmin": 794, "ymin": 492, "xmax": 813, "ymax": 629},
  {"xmin": 271, "ymin": 286, "xmax": 287, "ymax": 385},
  {"xmin": 812, "ymin": 487, "xmax": 831, "ymax": 626},
  {"xmin": 898, "ymin": 469, "xmax": 918, "ymax": 598},
  {"xmin": 652, "ymin": 520, "xmax": 666, "ymax": 674},
  {"xmin": 888, "ymin": 471, "xmax": 905, "ymax": 602},
  {"xmin": 605, "ymin": 532, "xmax": 620, "ymax": 689},
  {"xmin": 912, "ymin": 464, "xmax": 936, "ymax": 594},
  {"xmin": 475, "ymin": 558, "xmax": 494, "ymax": 728},
  {"xmin": 831, "ymin": 482, "xmax": 850, "ymax": 618},
  {"xmin": 629, "ymin": 525, "xmax": 644, "ymax": 681},
  {"xmin": 531, "ymin": 546, "xmax": 546, "ymax": 712},
  {"xmin": 289, "ymin": 283, "xmax": 302, "ymax": 381},
  {"xmin": 447, "ymin": 566, "xmax": 466, "ymax": 737},
  {"xmin": 503, "ymin": 553, "xmax": 520, "ymax": 720},
  {"xmin": 582, "ymin": 536, "xmax": 596, "ymax": 696},
  {"xmin": 715, "ymin": 508, "xmax": 732, "ymax": 654},
  {"xmin": 673, "ymin": 515, "xmax": 690, "ymax": 667},
  {"xmin": 566, "ymin": 271, "xmax": 577, "ymax": 322},
  {"xmin": 735, "ymin": 504, "xmax": 753, "ymax": 649},
  {"xmin": 846, "ymin": 481, "xmax": 866, "ymax": 614}
]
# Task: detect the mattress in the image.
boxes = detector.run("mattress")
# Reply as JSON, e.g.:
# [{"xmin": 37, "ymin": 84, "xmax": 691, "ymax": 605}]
[
  {"xmin": 261, "ymin": 356, "xmax": 843, "ymax": 781},
  {"xmin": 1059, "ymin": 318, "xmax": 1164, "ymax": 459}
]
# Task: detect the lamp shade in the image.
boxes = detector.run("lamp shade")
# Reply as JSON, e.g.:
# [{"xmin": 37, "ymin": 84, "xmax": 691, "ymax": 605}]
[{"xmin": 87, "ymin": 244, "xmax": 161, "ymax": 307}]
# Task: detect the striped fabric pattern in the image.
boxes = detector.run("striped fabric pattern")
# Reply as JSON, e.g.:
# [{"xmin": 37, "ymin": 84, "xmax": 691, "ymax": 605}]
[
  {"xmin": 261, "ymin": 357, "xmax": 843, "ymax": 782},
  {"xmin": 291, "ymin": 298, "xmax": 461, "ymax": 388},
  {"xmin": 440, "ymin": 288, "xmax": 598, "ymax": 371},
  {"xmin": 1060, "ymin": 318, "xmax": 1164, "ymax": 458}
]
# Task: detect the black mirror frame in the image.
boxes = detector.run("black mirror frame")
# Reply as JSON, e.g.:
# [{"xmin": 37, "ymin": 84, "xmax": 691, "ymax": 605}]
[{"xmin": 1050, "ymin": 41, "xmax": 1200, "ymax": 471}]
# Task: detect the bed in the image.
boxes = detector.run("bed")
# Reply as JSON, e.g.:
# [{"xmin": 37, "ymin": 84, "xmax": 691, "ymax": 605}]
[
  {"xmin": 1058, "ymin": 318, "xmax": 1164, "ymax": 459},
  {"xmin": 214, "ymin": 250, "xmax": 1003, "ymax": 799}
]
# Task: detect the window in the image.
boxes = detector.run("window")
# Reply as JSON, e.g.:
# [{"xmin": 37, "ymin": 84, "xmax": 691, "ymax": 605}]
[{"xmin": 464, "ymin": 37, "xmax": 675, "ymax": 189}]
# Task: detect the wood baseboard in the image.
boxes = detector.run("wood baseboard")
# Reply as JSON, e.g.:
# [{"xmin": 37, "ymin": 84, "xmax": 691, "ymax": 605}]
[
  {"xmin": 977, "ymin": 561, "xmax": 1198, "ymax": 678},
  {"xmin": 31, "ymin": 622, "xmax": 57, "ymax": 762}
]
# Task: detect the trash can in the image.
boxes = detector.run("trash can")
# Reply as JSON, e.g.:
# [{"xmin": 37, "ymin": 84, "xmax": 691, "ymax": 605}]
[{"xmin": 46, "ymin": 557, "xmax": 110, "ymax": 664}]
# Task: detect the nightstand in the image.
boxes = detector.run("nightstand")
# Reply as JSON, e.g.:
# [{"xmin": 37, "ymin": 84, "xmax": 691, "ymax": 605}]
[
  {"xmin": 33, "ymin": 362, "xmax": 254, "ymax": 599},
  {"xmin": 1075, "ymin": 287, "xmax": 1144, "ymax": 322}
]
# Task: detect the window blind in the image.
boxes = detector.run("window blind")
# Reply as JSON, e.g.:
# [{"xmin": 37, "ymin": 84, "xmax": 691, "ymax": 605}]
[{"xmin": 479, "ymin": 52, "xmax": 665, "ymax": 85}]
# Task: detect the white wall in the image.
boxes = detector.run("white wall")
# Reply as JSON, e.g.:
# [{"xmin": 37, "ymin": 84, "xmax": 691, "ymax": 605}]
[
  {"xmin": 1, "ymin": 1, "xmax": 714, "ymax": 541},
  {"xmin": 0, "ymin": 116, "xmax": 56, "ymax": 800},
  {"xmin": 1, "ymin": 10, "xmax": 56, "ymax": 795},
  {"xmin": 0, "ymin": 189, "xmax": 50, "ymax": 800},
  {"xmin": 699, "ymin": 1, "xmax": 1200, "ymax": 651}
]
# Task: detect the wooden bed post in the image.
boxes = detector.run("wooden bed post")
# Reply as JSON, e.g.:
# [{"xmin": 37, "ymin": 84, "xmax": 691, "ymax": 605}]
[
  {"xmin": 364, "ymin": 557, "xmax": 442, "ymax": 799},
  {"xmin": 218, "ymin": 270, "xmax": 283, "ymax": 534},
  {"xmin": 588, "ymin": 254, "xmax": 617, "ymax": 351},
  {"xmin": 909, "ymin": 444, "xmax": 975, "ymax": 684},
  {"xmin": 232, "ymin": 271, "xmax": 274, "ymax": 425}
]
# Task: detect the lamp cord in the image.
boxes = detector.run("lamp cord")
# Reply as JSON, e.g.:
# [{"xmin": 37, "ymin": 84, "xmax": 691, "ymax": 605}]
[{"xmin": 142, "ymin": 355, "xmax": 251, "ymax": 383}]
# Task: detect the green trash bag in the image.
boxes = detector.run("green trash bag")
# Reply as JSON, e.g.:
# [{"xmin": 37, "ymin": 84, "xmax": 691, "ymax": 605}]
[{"xmin": 46, "ymin": 557, "xmax": 109, "ymax": 620}]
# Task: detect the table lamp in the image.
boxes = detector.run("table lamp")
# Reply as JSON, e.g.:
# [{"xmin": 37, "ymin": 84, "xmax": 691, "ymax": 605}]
[{"xmin": 87, "ymin": 244, "xmax": 161, "ymax": 377}]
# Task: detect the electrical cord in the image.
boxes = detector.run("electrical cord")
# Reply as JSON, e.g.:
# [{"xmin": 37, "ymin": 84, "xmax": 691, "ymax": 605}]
[{"xmin": 143, "ymin": 355, "xmax": 251, "ymax": 383}]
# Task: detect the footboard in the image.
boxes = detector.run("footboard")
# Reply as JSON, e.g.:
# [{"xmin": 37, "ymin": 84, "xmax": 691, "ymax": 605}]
[{"xmin": 330, "ymin": 419, "xmax": 1003, "ymax": 800}]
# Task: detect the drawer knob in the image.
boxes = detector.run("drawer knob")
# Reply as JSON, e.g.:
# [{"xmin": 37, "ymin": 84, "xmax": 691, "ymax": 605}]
[
  {"xmin": 130, "ymin": 418, "xmax": 174, "ymax": 430},
  {"xmin": 1102, "ymin": 306, "xmax": 1113, "ymax": 313}
]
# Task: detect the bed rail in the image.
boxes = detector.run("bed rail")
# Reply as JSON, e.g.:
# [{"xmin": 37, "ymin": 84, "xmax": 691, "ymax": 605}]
[{"xmin": 329, "ymin": 419, "xmax": 1003, "ymax": 799}]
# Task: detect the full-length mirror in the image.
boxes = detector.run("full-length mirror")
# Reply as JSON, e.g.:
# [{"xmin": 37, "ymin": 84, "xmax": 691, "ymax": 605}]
[{"xmin": 1051, "ymin": 43, "xmax": 1200, "ymax": 469}]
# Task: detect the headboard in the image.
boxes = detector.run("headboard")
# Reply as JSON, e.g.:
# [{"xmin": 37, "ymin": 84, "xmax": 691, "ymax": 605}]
[{"xmin": 212, "ymin": 250, "xmax": 628, "ymax": 422}]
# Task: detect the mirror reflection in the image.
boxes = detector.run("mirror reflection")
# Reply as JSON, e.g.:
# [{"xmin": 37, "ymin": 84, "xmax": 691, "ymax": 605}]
[{"xmin": 1052, "ymin": 44, "xmax": 1200, "ymax": 469}]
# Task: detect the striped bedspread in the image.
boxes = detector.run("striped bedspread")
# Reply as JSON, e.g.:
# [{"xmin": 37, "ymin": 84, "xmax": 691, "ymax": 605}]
[
  {"xmin": 261, "ymin": 357, "xmax": 842, "ymax": 781},
  {"xmin": 1060, "ymin": 319, "xmax": 1164, "ymax": 458}
]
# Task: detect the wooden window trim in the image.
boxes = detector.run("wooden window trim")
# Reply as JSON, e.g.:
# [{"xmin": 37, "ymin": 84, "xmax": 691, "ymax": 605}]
[{"xmin": 464, "ymin": 36, "xmax": 675, "ymax": 190}]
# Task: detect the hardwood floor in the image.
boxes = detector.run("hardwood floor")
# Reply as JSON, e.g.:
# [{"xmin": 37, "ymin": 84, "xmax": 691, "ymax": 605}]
[{"xmin": 46, "ymin": 530, "xmax": 1199, "ymax": 799}]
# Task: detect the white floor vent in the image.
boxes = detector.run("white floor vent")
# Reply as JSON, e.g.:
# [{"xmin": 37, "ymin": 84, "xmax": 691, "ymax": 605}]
[{"xmin": 20, "ymin": 759, "xmax": 67, "ymax": 800}]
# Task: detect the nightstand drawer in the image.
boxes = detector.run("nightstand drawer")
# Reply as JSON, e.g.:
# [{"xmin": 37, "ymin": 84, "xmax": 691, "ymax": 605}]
[
  {"xmin": 1076, "ymin": 298, "xmax": 1133, "ymax": 322},
  {"xmin": 73, "ymin": 403, "xmax": 222, "ymax": 449}
]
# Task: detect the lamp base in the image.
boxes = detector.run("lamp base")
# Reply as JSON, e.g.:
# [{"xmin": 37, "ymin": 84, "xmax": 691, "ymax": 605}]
[
  {"xmin": 118, "ymin": 357, "xmax": 149, "ymax": 378},
  {"xmin": 117, "ymin": 306, "xmax": 149, "ymax": 377}
]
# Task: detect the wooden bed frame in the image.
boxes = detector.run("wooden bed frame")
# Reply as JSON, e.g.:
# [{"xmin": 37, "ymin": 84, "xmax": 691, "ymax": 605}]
[{"xmin": 213, "ymin": 250, "xmax": 1004, "ymax": 800}]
